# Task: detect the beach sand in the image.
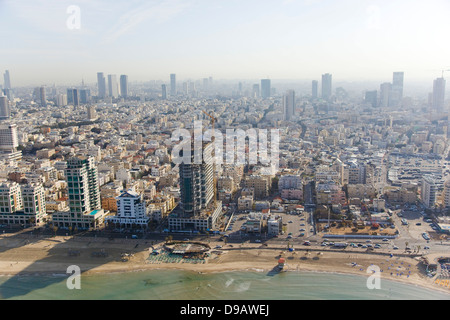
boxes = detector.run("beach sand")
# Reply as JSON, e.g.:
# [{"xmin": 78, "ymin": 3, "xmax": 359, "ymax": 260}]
[{"xmin": 0, "ymin": 234, "xmax": 448, "ymax": 295}]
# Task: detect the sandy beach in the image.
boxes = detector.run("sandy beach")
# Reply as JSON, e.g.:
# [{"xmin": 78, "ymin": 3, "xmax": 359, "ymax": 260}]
[{"xmin": 0, "ymin": 233, "xmax": 448, "ymax": 296}]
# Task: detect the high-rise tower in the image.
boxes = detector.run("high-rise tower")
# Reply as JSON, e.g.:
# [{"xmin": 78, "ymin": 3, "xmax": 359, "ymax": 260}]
[
  {"xmin": 0, "ymin": 94, "xmax": 10, "ymax": 120},
  {"xmin": 39, "ymin": 86, "xmax": 46, "ymax": 107},
  {"xmin": 170, "ymin": 74, "xmax": 177, "ymax": 96},
  {"xmin": 65, "ymin": 156, "xmax": 101, "ymax": 214},
  {"xmin": 321, "ymin": 73, "xmax": 332, "ymax": 100},
  {"xmin": 108, "ymin": 74, "xmax": 119, "ymax": 98},
  {"xmin": 120, "ymin": 75, "xmax": 128, "ymax": 98},
  {"xmin": 312, "ymin": 80, "xmax": 318, "ymax": 99},
  {"xmin": 3, "ymin": 70, "xmax": 11, "ymax": 90},
  {"xmin": 169, "ymin": 141, "xmax": 222, "ymax": 231},
  {"xmin": 179, "ymin": 142, "xmax": 215, "ymax": 216},
  {"xmin": 390, "ymin": 71, "xmax": 404, "ymax": 107},
  {"xmin": 261, "ymin": 79, "xmax": 271, "ymax": 99},
  {"xmin": 52, "ymin": 155, "xmax": 106, "ymax": 229},
  {"xmin": 161, "ymin": 84, "xmax": 167, "ymax": 100},
  {"xmin": 97, "ymin": 72, "xmax": 106, "ymax": 98},
  {"xmin": 432, "ymin": 77, "xmax": 446, "ymax": 112},
  {"xmin": 283, "ymin": 90, "xmax": 295, "ymax": 121}
]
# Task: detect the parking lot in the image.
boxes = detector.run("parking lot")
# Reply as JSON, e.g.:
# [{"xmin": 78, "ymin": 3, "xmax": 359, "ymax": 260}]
[
  {"xmin": 396, "ymin": 209, "xmax": 437, "ymax": 241},
  {"xmin": 222, "ymin": 209, "xmax": 314, "ymax": 243}
]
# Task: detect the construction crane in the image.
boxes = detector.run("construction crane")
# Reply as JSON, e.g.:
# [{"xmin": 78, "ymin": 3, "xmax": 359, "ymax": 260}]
[
  {"xmin": 202, "ymin": 110, "xmax": 218, "ymax": 208},
  {"xmin": 202, "ymin": 110, "xmax": 217, "ymax": 131}
]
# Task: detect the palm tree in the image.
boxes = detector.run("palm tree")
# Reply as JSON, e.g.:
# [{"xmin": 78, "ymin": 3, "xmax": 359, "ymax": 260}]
[{"xmin": 165, "ymin": 235, "xmax": 173, "ymax": 244}]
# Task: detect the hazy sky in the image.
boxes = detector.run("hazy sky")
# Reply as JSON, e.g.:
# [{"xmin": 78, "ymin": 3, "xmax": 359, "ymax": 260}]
[{"xmin": 1, "ymin": 0, "xmax": 450, "ymax": 86}]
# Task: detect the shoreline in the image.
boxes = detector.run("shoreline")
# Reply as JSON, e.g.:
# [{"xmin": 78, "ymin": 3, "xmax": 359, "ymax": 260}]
[{"xmin": 0, "ymin": 235, "xmax": 448, "ymax": 297}]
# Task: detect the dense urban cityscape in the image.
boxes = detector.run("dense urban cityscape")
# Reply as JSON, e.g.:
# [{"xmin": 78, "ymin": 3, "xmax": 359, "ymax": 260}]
[
  {"xmin": 1, "ymin": 70, "xmax": 449, "ymax": 235},
  {"xmin": 0, "ymin": 68, "xmax": 449, "ymax": 293},
  {"xmin": 1, "ymin": 1, "xmax": 450, "ymax": 302}
]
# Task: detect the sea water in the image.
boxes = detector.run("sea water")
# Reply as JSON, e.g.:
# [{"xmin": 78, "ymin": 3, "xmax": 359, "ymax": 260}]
[{"xmin": 0, "ymin": 270, "xmax": 449, "ymax": 300}]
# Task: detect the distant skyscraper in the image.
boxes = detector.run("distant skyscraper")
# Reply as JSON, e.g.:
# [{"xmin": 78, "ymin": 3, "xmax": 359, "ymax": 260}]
[
  {"xmin": 120, "ymin": 75, "xmax": 128, "ymax": 98},
  {"xmin": 283, "ymin": 90, "xmax": 295, "ymax": 121},
  {"xmin": 189, "ymin": 81, "xmax": 196, "ymax": 96},
  {"xmin": 170, "ymin": 74, "xmax": 177, "ymax": 96},
  {"xmin": 108, "ymin": 74, "xmax": 119, "ymax": 98},
  {"xmin": 261, "ymin": 79, "xmax": 271, "ymax": 99},
  {"xmin": 432, "ymin": 77, "xmax": 446, "ymax": 112},
  {"xmin": 97, "ymin": 72, "xmax": 106, "ymax": 98},
  {"xmin": 379, "ymin": 82, "xmax": 391, "ymax": 108},
  {"xmin": 56, "ymin": 94, "xmax": 67, "ymax": 107},
  {"xmin": 390, "ymin": 71, "xmax": 404, "ymax": 107},
  {"xmin": 0, "ymin": 95, "xmax": 10, "ymax": 120},
  {"xmin": 312, "ymin": 80, "xmax": 318, "ymax": 99},
  {"xmin": 183, "ymin": 82, "xmax": 189, "ymax": 95},
  {"xmin": 3, "ymin": 70, "xmax": 11, "ymax": 90},
  {"xmin": 321, "ymin": 73, "xmax": 332, "ymax": 100},
  {"xmin": 161, "ymin": 84, "xmax": 167, "ymax": 100},
  {"xmin": 365, "ymin": 90, "xmax": 378, "ymax": 107},
  {"xmin": 2, "ymin": 88, "xmax": 13, "ymax": 101},
  {"xmin": 252, "ymin": 84, "xmax": 260, "ymax": 98},
  {"xmin": 79, "ymin": 88, "xmax": 90, "ymax": 104},
  {"xmin": 67, "ymin": 88, "xmax": 79, "ymax": 107},
  {"xmin": 39, "ymin": 86, "xmax": 46, "ymax": 107}
]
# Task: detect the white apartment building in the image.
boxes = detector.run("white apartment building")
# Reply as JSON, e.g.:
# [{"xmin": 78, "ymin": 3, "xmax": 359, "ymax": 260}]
[
  {"xmin": 106, "ymin": 189, "xmax": 149, "ymax": 229},
  {"xmin": 421, "ymin": 175, "xmax": 443, "ymax": 208},
  {"xmin": 0, "ymin": 123, "xmax": 18, "ymax": 152}
]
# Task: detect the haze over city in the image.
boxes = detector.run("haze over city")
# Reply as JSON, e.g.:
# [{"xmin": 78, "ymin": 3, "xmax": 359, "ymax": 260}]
[
  {"xmin": 1, "ymin": 0, "xmax": 450, "ymax": 86},
  {"xmin": 0, "ymin": 0, "xmax": 450, "ymax": 303}
]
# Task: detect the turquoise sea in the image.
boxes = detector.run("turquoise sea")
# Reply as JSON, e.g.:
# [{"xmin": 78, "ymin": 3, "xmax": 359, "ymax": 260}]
[{"xmin": 0, "ymin": 269, "xmax": 449, "ymax": 300}]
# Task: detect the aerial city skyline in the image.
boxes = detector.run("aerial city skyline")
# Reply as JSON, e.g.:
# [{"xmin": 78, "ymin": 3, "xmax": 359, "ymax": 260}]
[
  {"xmin": 0, "ymin": 0, "xmax": 449, "ymax": 302},
  {"xmin": 1, "ymin": 68, "xmax": 447, "ymax": 111}
]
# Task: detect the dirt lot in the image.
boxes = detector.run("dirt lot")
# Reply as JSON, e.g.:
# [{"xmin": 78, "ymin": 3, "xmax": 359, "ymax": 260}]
[{"xmin": 318, "ymin": 224, "xmax": 397, "ymax": 236}]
